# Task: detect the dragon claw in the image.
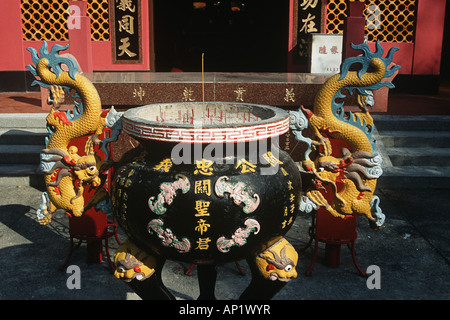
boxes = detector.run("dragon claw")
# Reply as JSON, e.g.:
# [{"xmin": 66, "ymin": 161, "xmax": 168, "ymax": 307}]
[{"xmin": 38, "ymin": 212, "xmax": 53, "ymax": 225}]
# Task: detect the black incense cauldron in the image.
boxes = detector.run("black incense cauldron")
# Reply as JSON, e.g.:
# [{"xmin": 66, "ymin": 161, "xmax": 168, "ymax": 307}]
[{"xmin": 112, "ymin": 102, "xmax": 301, "ymax": 265}]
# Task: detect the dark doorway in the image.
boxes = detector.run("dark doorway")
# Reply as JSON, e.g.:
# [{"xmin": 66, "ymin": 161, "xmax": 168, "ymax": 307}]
[
  {"xmin": 153, "ymin": 0, "xmax": 289, "ymax": 72},
  {"xmin": 440, "ymin": 0, "xmax": 450, "ymax": 83}
]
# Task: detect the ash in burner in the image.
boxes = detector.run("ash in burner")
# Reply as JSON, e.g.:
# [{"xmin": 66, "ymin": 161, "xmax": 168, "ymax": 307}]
[{"xmin": 136, "ymin": 102, "xmax": 272, "ymax": 126}]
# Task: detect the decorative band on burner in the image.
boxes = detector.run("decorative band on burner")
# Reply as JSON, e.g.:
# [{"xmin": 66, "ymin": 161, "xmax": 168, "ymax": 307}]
[{"xmin": 122, "ymin": 117, "xmax": 289, "ymax": 143}]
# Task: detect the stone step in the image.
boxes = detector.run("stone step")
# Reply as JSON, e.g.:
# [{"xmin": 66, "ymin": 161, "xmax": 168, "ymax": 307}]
[
  {"xmin": 378, "ymin": 166, "xmax": 450, "ymax": 189},
  {"xmin": 0, "ymin": 144, "xmax": 43, "ymax": 164},
  {"xmin": 379, "ymin": 130, "xmax": 450, "ymax": 148},
  {"xmin": 0, "ymin": 113, "xmax": 47, "ymax": 129},
  {"xmin": 0, "ymin": 128, "xmax": 48, "ymax": 145},
  {"xmin": 385, "ymin": 147, "xmax": 450, "ymax": 166},
  {"xmin": 0, "ymin": 164, "xmax": 40, "ymax": 176},
  {"xmin": 0, "ymin": 164, "xmax": 43, "ymax": 187},
  {"xmin": 373, "ymin": 115, "xmax": 450, "ymax": 132}
]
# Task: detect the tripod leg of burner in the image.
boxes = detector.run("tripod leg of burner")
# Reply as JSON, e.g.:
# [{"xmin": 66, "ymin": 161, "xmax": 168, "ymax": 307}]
[
  {"xmin": 239, "ymin": 257, "xmax": 286, "ymax": 300},
  {"xmin": 128, "ymin": 256, "xmax": 175, "ymax": 300},
  {"xmin": 197, "ymin": 264, "xmax": 217, "ymax": 300}
]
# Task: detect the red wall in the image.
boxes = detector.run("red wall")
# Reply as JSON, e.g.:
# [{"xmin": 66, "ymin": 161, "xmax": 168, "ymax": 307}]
[
  {"xmin": 287, "ymin": 0, "xmax": 447, "ymax": 75},
  {"xmin": 412, "ymin": 0, "xmax": 447, "ymax": 75},
  {"xmin": 0, "ymin": 0, "xmax": 150, "ymax": 72},
  {"xmin": 0, "ymin": 0, "xmax": 27, "ymax": 71}
]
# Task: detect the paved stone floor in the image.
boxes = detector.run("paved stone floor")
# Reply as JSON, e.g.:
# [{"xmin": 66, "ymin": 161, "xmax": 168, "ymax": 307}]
[{"xmin": 0, "ymin": 185, "xmax": 448, "ymax": 301}]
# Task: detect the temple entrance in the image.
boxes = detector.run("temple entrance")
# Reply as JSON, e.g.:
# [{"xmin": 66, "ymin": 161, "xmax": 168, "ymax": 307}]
[{"xmin": 152, "ymin": 0, "xmax": 289, "ymax": 72}]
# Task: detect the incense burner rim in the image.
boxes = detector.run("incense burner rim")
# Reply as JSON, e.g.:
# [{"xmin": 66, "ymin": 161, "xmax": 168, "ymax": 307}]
[{"xmin": 122, "ymin": 101, "xmax": 290, "ymax": 144}]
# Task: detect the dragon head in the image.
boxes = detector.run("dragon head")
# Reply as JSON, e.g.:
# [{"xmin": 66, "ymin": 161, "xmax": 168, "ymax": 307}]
[
  {"xmin": 73, "ymin": 154, "xmax": 102, "ymax": 188},
  {"xmin": 256, "ymin": 238, "xmax": 298, "ymax": 282},
  {"xmin": 114, "ymin": 240, "xmax": 156, "ymax": 282}
]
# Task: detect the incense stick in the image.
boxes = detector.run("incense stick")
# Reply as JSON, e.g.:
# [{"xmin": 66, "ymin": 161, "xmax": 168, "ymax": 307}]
[{"xmin": 202, "ymin": 53, "xmax": 205, "ymax": 117}]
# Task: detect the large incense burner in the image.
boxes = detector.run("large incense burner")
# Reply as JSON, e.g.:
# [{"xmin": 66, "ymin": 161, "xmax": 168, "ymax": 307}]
[
  {"xmin": 112, "ymin": 102, "xmax": 301, "ymax": 265},
  {"xmin": 109, "ymin": 102, "xmax": 303, "ymax": 298}
]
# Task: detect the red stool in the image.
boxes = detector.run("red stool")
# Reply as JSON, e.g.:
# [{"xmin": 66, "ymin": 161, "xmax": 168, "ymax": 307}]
[{"xmin": 304, "ymin": 207, "xmax": 366, "ymax": 277}]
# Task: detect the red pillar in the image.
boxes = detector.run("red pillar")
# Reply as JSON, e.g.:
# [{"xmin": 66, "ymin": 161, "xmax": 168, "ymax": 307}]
[
  {"xmin": 412, "ymin": 0, "xmax": 447, "ymax": 75},
  {"xmin": 342, "ymin": 0, "xmax": 366, "ymax": 59},
  {"xmin": 0, "ymin": 0, "xmax": 26, "ymax": 71},
  {"xmin": 67, "ymin": 0, "xmax": 93, "ymax": 72}
]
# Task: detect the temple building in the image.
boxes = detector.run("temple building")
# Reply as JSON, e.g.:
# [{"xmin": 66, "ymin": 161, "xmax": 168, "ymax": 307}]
[{"xmin": 0, "ymin": 0, "xmax": 448, "ymax": 94}]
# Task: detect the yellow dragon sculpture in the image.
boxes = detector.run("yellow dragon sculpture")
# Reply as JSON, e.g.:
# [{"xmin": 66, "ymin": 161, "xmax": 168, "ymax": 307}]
[
  {"xmin": 27, "ymin": 41, "xmax": 122, "ymax": 225},
  {"xmin": 291, "ymin": 41, "xmax": 400, "ymax": 228}
]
